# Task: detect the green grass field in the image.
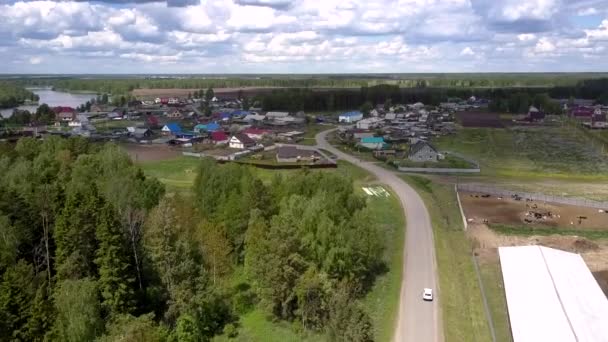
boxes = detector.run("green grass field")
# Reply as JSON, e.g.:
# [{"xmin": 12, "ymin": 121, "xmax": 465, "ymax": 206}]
[
  {"xmin": 298, "ymin": 123, "xmax": 336, "ymax": 145},
  {"xmin": 402, "ymin": 175, "xmax": 492, "ymax": 342},
  {"xmin": 434, "ymin": 126, "xmax": 608, "ymax": 180},
  {"xmin": 139, "ymin": 156, "xmax": 200, "ymax": 192},
  {"xmin": 477, "ymin": 258, "xmax": 512, "ymax": 342},
  {"xmin": 93, "ymin": 119, "xmax": 144, "ymax": 132}
]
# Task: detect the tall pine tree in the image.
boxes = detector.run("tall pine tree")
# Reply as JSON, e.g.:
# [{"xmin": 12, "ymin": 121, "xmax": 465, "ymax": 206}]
[{"xmin": 95, "ymin": 202, "xmax": 136, "ymax": 316}]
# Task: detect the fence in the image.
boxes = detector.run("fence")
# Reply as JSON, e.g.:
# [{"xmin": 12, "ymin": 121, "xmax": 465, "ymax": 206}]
[
  {"xmin": 397, "ymin": 166, "xmax": 481, "ymax": 173},
  {"xmin": 457, "ymin": 183, "xmax": 608, "ymax": 209}
]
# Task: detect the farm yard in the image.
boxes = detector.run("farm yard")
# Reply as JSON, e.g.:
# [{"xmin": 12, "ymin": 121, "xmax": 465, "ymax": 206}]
[
  {"xmin": 468, "ymin": 224, "xmax": 608, "ymax": 297},
  {"xmin": 435, "ymin": 126, "xmax": 608, "ymax": 179},
  {"xmin": 460, "ymin": 192, "xmax": 608, "ymax": 231}
]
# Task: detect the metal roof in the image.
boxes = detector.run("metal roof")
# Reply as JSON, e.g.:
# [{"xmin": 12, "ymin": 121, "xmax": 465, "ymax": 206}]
[{"xmin": 499, "ymin": 246, "xmax": 608, "ymax": 342}]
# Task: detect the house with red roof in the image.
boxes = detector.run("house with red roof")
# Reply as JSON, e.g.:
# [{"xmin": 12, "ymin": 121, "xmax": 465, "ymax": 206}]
[
  {"xmin": 53, "ymin": 107, "xmax": 77, "ymax": 122},
  {"xmin": 569, "ymin": 106, "xmax": 598, "ymax": 120},
  {"xmin": 210, "ymin": 131, "xmax": 229, "ymax": 145},
  {"xmin": 242, "ymin": 127, "xmax": 272, "ymax": 140},
  {"xmin": 146, "ymin": 115, "xmax": 160, "ymax": 128}
]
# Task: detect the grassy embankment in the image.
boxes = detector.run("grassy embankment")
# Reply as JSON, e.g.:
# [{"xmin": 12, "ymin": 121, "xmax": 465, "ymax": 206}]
[
  {"xmin": 434, "ymin": 126, "xmax": 608, "ymax": 181},
  {"xmin": 476, "ymin": 260, "xmax": 512, "ymax": 342},
  {"xmin": 141, "ymin": 157, "xmax": 405, "ymax": 341},
  {"xmin": 402, "ymin": 175, "xmax": 494, "ymax": 342}
]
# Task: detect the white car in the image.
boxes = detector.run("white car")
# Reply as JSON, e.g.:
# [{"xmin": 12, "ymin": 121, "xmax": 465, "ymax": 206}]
[{"xmin": 422, "ymin": 288, "xmax": 433, "ymax": 301}]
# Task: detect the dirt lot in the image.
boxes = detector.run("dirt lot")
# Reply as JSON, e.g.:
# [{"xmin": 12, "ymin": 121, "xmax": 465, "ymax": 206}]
[
  {"xmin": 121, "ymin": 144, "xmax": 181, "ymax": 162},
  {"xmin": 461, "ymin": 191, "xmax": 608, "ymax": 230},
  {"xmin": 456, "ymin": 111, "xmax": 509, "ymax": 128},
  {"xmin": 468, "ymin": 223, "xmax": 608, "ymax": 296}
]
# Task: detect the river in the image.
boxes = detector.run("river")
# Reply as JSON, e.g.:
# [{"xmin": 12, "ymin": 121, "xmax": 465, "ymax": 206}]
[{"xmin": 0, "ymin": 88, "xmax": 97, "ymax": 118}]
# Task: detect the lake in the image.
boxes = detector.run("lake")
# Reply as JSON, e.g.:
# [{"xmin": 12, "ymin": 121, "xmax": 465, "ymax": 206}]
[{"xmin": 0, "ymin": 88, "xmax": 97, "ymax": 118}]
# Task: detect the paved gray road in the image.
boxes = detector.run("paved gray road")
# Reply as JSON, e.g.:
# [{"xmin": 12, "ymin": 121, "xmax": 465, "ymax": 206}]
[{"xmin": 315, "ymin": 129, "xmax": 441, "ymax": 342}]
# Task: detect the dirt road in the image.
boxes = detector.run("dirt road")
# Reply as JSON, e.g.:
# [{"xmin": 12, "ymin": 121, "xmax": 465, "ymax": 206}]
[{"xmin": 315, "ymin": 129, "xmax": 441, "ymax": 342}]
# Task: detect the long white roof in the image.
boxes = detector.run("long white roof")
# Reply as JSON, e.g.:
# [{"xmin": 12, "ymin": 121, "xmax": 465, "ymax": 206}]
[{"xmin": 499, "ymin": 246, "xmax": 608, "ymax": 342}]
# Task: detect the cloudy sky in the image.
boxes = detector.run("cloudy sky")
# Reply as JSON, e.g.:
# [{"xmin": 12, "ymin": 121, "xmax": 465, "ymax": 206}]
[{"xmin": 0, "ymin": 0, "xmax": 607, "ymax": 73}]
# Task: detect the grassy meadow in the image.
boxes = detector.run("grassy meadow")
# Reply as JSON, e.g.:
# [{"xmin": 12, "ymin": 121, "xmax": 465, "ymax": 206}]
[{"xmin": 434, "ymin": 126, "xmax": 608, "ymax": 180}]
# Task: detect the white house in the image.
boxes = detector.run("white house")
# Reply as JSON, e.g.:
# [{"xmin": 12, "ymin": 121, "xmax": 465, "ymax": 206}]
[
  {"xmin": 229, "ymin": 133, "xmax": 256, "ymax": 149},
  {"xmin": 266, "ymin": 111, "xmax": 290, "ymax": 119},
  {"xmin": 356, "ymin": 117, "xmax": 383, "ymax": 130},
  {"xmin": 339, "ymin": 111, "xmax": 363, "ymax": 123}
]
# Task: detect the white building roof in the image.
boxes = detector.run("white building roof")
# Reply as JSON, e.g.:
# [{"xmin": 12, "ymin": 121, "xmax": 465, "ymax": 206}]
[{"xmin": 499, "ymin": 246, "xmax": 608, "ymax": 342}]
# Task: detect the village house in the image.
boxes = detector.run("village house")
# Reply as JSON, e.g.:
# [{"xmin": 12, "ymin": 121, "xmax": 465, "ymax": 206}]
[
  {"xmin": 569, "ymin": 106, "xmax": 598, "ymax": 120},
  {"xmin": 408, "ymin": 141, "xmax": 439, "ymax": 162},
  {"xmin": 210, "ymin": 131, "xmax": 229, "ymax": 145},
  {"xmin": 339, "ymin": 111, "xmax": 363, "ymax": 123},
  {"xmin": 242, "ymin": 127, "xmax": 272, "ymax": 141},
  {"xmin": 166, "ymin": 108, "xmax": 183, "ymax": 119},
  {"xmin": 356, "ymin": 117, "xmax": 383, "ymax": 130},
  {"xmin": 161, "ymin": 123, "xmax": 182, "ymax": 136},
  {"xmin": 146, "ymin": 115, "xmax": 160, "ymax": 128},
  {"xmin": 131, "ymin": 128, "xmax": 153, "ymax": 139},
  {"xmin": 229, "ymin": 133, "xmax": 256, "ymax": 149},
  {"xmin": 243, "ymin": 113, "xmax": 266, "ymax": 123},
  {"xmin": 266, "ymin": 111, "xmax": 290, "ymax": 119},
  {"xmin": 358, "ymin": 137, "xmax": 387, "ymax": 150},
  {"xmin": 194, "ymin": 122, "xmax": 221, "ymax": 133},
  {"xmin": 526, "ymin": 106, "xmax": 546, "ymax": 122},
  {"xmin": 54, "ymin": 107, "xmax": 77, "ymax": 122},
  {"xmin": 276, "ymin": 146, "xmax": 320, "ymax": 163}
]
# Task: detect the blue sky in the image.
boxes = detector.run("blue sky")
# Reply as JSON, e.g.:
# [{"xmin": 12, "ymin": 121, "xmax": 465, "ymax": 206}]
[{"xmin": 0, "ymin": 0, "xmax": 607, "ymax": 73}]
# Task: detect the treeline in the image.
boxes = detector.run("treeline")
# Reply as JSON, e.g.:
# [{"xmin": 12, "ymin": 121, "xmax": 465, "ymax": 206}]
[
  {"xmin": 550, "ymin": 78, "xmax": 608, "ymax": 104},
  {"xmin": 0, "ymin": 104, "xmax": 57, "ymax": 127},
  {"xmin": 0, "ymin": 139, "xmax": 382, "ymax": 341},
  {"xmin": 0, "ymin": 83, "xmax": 38, "ymax": 109},
  {"xmin": 257, "ymin": 85, "xmax": 563, "ymax": 113},
  {"xmin": 11, "ymin": 73, "xmax": 608, "ymax": 95}
]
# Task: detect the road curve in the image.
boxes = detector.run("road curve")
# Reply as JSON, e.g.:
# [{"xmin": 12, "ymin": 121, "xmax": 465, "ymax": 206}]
[{"xmin": 315, "ymin": 129, "xmax": 441, "ymax": 342}]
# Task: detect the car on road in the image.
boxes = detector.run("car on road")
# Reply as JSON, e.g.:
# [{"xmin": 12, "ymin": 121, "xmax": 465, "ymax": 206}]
[{"xmin": 422, "ymin": 288, "xmax": 433, "ymax": 301}]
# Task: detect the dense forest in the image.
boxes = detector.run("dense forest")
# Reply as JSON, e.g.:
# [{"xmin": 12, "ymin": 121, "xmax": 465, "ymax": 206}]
[
  {"xmin": 255, "ymin": 85, "xmax": 565, "ymax": 113},
  {"xmin": 0, "ymin": 83, "xmax": 38, "ymax": 109},
  {"xmin": 0, "ymin": 138, "xmax": 382, "ymax": 341}
]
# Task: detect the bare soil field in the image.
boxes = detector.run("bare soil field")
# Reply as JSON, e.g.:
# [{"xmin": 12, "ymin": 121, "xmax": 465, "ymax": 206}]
[
  {"xmin": 468, "ymin": 224, "xmax": 608, "ymax": 296},
  {"xmin": 121, "ymin": 144, "xmax": 181, "ymax": 162},
  {"xmin": 461, "ymin": 191, "xmax": 608, "ymax": 230},
  {"xmin": 456, "ymin": 111, "xmax": 509, "ymax": 128}
]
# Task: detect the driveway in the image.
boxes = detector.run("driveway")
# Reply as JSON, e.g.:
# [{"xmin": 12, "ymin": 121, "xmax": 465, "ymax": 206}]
[{"xmin": 315, "ymin": 129, "xmax": 441, "ymax": 342}]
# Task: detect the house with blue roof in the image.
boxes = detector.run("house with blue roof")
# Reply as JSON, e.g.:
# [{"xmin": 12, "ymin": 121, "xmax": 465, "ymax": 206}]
[
  {"xmin": 339, "ymin": 111, "xmax": 363, "ymax": 123},
  {"xmin": 194, "ymin": 122, "xmax": 221, "ymax": 133},
  {"xmin": 161, "ymin": 123, "xmax": 182, "ymax": 135},
  {"xmin": 358, "ymin": 136, "xmax": 387, "ymax": 150}
]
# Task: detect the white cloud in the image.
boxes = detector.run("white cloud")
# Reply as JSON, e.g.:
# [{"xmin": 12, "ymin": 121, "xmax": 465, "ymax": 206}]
[
  {"xmin": 534, "ymin": 37, "xmax": 556, "ymax": 53},
  {"xmin": 29, "ymin": 56, "xmax": 42, "ymax": 64},
  {"xmin": 517, "ymin": 33, "xmax": 536, "ymax": 41},
  {"xmin": 0, "ymin": 0, "xmax": 607, "ymax": 72},
  {"xmin": 460, "ymin": 47, "xmax": 474, "ymax": 56}
]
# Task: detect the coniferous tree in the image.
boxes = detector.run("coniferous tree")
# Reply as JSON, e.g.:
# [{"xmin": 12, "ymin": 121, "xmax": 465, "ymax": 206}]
[{"xmin": 95, "ymin": 202, "xmax": 136, "ymax": 316}]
